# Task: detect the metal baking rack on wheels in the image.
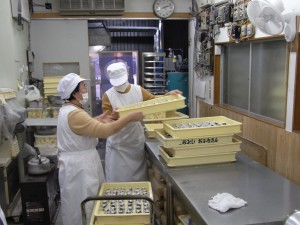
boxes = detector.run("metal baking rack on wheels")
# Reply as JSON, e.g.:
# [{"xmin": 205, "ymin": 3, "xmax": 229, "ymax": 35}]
[{"xmin": 81, "ymin": 181, "xmax": 155, "ymax": 225}]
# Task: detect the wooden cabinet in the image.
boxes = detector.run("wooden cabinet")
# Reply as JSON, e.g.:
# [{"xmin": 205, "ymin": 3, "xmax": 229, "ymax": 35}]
[
  {"xmin": 0, "ymin": 157, "xmax": 20, "ymax": 217},
  {"xmin": 142, "ymin": 52, "xmax": 167, "ymax": 95}
]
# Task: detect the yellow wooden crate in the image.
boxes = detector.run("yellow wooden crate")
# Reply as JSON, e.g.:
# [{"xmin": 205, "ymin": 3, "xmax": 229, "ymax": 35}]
[
  {"xmin": 144, "ymin": 111, "xmax": 166, "ymax": 120},
  {"xmin": 163, "ymin": 116, "xmax": 242, "ymax": 138},
  {"xmin": 143, "ymin": 111, "xmax": 189, "ymax": 123},
  {"xmin": 91, "ymin": 182, "xmax": 153, "ymax": 225},
  {"xmin": 0, "ymin": 90, "xmax": 16, "ymax": 100},
  {"xmin": 27, "ymin": 108, "xmax": 51, "ymax": 118},
  {"xmin": 50, "ymin": 107, "xmax": 60, "ymax": 117},
  {"xmin": 43, "ymin": 83, "xmax": 58, "ymax": 88},
  {"xmin": 144, "ymin": 124, "xmax": 163, "ymax": 138},
  {"xmin": 43, "ymin": 76, "xmax": 62, "ymax": 97},
  {"xmin": 43, "ymin": 76, "xmax": 63, "ymax": 84},
  {"xmin": 117, "ymin": 94, "xmax": 186, "ymax": 118},
  {"xmin": 163, "ymin": 138, "xmax": 241, "ymax": 157},
  {"xmin": 155, "ymin": 129, "xmax": 234, "ymax": 148},
  {"xmin": 34, "ymin": 134, "xmax": 57, "ymax": 146},
  {"xmin": 44, "ymin": 88, "xmax": 58, "ymax": 94},
  {"xmin": 159, "ymin": 146, "xmax": 237, "ymax": 167}
]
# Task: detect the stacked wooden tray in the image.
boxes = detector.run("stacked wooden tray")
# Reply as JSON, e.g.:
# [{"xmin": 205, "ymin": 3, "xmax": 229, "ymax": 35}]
[
  {"xmin": 156, "ymin": 116, "xmax": 242, "ymax": 167},
  {"xmin": 143, "ymin": 111, "xmax": 189, "ymax": 123},
  {"xmin": 116, "ymin": 94, "xmax": 186, "ymax": 118},
  {"xmin": 90, "ymin": 182, "xmax": 153, "ymax": 225},
  {"xmin": 144, "ymin": 124, "xmax": 164, "ymax": 138},
  {"xmin": 43, "ymin": 76, "xmax": 62, "ymax": 98}
]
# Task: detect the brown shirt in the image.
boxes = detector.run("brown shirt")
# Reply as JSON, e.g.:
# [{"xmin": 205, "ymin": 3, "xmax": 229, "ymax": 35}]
[{"xmin": 67, "ymin": 105, "xmax": 116, "ymax": 138}]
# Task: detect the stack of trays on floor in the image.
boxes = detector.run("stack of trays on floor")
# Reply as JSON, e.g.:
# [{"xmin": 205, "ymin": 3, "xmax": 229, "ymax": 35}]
[
  {"xmin": 156, "ymin": 116, "xmax": 242, "ymax": 167},
  {"xmin": 116, "ymin": 94, "xmax": 187, "ymax": 121},
  {"xmin": 90, "ymin": 181, "xmax": 153, "ymax": 225}
]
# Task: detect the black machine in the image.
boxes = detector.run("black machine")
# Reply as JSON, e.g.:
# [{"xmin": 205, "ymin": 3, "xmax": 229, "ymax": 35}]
[{"xmin": 20, "ymin": 159, "xmax": 59, "ymax": 225}]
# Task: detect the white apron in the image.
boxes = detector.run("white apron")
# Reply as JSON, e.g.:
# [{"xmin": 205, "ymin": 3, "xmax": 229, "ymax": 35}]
[
  {"xmin": 57, "ymin": 105, "xmax": 105, "ymax": 225},
  {"xmin": 105, "ymin": 85, "xmax": 148, "ymax": 182}
]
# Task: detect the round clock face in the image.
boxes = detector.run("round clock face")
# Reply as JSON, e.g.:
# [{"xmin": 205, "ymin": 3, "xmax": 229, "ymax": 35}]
[{"xmin": 153, "ymin": 0, "xmax": 175, "ymax": 19}]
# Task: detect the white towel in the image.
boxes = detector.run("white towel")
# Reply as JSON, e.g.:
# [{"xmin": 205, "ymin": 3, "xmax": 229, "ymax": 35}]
[{"xmin": 208, "ymin": 193, "xmax": 247, "ymax": 213}]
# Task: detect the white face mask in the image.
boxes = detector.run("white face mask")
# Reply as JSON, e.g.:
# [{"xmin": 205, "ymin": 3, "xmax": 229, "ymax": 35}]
[
  {"xmin": 78, "ymin": 92, "xmax": 89, "ymax": 105},
  {"xmin": 114, "ymin": 81, "xmax": 129, "ymax": 93}
]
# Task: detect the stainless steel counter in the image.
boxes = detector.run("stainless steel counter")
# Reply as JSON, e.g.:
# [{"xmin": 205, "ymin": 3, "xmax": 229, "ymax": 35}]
[{"xmin": 145, "ymin": 140, "xmax": 300, "ymax": 225}]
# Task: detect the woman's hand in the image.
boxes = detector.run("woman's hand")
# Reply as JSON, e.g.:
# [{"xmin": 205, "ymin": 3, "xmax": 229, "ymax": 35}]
[
  {"xmin": 110, "ymin": 109, "xmax": 119, "ymax": 120},
  {"xmin": 166, "ymin": 89, "xmax": 182, "ymax": 95},
  {"xmin": 127, "ymin": 111, "xmax": 144, "ymax": 122},
  {"xmin": 94, "ymin": 111, "xmax": 115, "ymax": 123}
]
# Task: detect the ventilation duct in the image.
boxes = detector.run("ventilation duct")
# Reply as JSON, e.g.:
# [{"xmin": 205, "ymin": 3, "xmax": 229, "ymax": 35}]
[
  {"xmin": 88, "ymin": 22, "xmax": 111, "ymax": 47},
  {"xmin": 59, "ymin": 0, "xmax": 125, "ymax": 16}
]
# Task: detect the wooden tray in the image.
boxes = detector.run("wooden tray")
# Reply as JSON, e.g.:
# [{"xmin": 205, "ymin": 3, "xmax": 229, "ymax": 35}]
[
  {"xmin": 91, "ymin": 182, "xmax": 153, "ymax": 225},
  {"xmin": 117, "ymin": 94, "xmax": 186, "ymax": 118},
  {"xmin": 159, "ymin": 146, "xmax": 237, "ymax": 167},
  {"xmin": 163, "ymin": 138, "xmax": 241, "ymax": 157},
  {"xmin": 144, "ymin": 124, "xmax": 163, "ymax": 138},
  {"xmin": 143, "ymin": 111, "xmax": 189, "ymax": 123},
  {"xmin": 155, "ymin": 129, "xmax": 234, "ymax": 148},
  {"xmin": 163, "ymin": 116, "xmax": 242, "ymax": 138}
]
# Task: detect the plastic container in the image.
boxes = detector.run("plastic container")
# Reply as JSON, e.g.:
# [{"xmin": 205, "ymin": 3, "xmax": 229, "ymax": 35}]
[
  {"xmin": 144, "ymin": 124, "xmax": 163, "ymax": 138},
  {"xmin": 144, "ymin": 112, "xmax": 166, "ymax": 120},
  {"xmin": 91, "ymin": 182, "xmax": 153, "ymax": 225},
  {"xmin": 27, "ymin": 108, "xmax": 43, "ymax": 118},
  {"xmin": 117, "ymin": 94, "xmax": 186, "ymax": 118},
  {"xmin": 43, "ymin": 76, "xmax": 63, "ymax": 83},
  {"xmin": 155, "ymin": 129, "xmax": 234, "ymax": 148},
  {"xmin": 159, "ymin": 146, "xmax": 237, "ymax": 167},
  {"xmin": 44, "ymin": 88, "xmax": 59, "ymax": 97},
  {"xmin": 34, "ymin": 134, "xmax": 57, "ymax": 146},
  {"xmin": 0, "ymin": 90, "xmax": 16, "ymax": 100},
  {"xmin": 163, "ymin": 116, "xmax": 242, "ymax": 138},
  {"xmin": 143, "ymin": 111, "xmax": 189, "ymax": 123},
  {"xmin": 51, "ymin": 107, "xmax": 60, "ymax": 117},
  {"xmin": 163, "ymin": 138, "xmax": 241, "ymax": 157},
  {"xmin": 43, "ymin": 76, "xmax": 63, "ymax": 98}
]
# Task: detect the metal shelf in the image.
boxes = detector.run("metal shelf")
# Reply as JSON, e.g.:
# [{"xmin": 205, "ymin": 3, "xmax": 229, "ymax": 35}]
[{"xmin": 142, "ymin": 52, "xmax": 167, "ymax": 95}]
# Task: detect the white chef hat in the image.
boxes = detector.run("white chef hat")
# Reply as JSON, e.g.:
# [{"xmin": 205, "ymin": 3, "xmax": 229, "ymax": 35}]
[
  {"xmin": 57, "ymin": 73, "xmax": 89, "ymax": 100},
  {"xmin": 107, "ymin": 62, "xmax": 128, "ymax": 86}
]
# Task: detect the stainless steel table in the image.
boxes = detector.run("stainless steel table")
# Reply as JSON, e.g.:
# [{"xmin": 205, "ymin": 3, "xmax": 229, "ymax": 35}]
[
  {"xmin": 24, "ymin": 118, "xmax": 58, "ymax": 126},
  {"xmin": 145, "ymin": 140, "xmax": 300, "ymax": 225}
]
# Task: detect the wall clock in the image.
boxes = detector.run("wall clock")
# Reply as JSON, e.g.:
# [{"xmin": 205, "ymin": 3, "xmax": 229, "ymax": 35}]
[{"xmin": 153, "ymin": 0, "xmax": 175, "ymax": 19}]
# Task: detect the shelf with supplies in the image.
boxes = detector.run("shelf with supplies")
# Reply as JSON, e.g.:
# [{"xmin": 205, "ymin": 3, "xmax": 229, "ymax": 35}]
[{"xmin": 142, "ymin": 52, "xmax": 167, "ymax": 95}]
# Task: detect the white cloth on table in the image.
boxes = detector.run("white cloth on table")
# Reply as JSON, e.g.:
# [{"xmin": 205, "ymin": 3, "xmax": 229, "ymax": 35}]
[{"xmin": 208, "ymin": 193, "xmax": 247, "ymax": 213}]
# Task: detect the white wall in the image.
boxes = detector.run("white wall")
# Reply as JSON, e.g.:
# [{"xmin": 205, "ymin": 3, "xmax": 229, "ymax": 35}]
[
  {"xmin": 30, "ymin": 20, "xmax": 90, "ymax": 80},
  {"xmin": 0, "ymin": 1, "xmax": 29, "ymax": 103}
]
